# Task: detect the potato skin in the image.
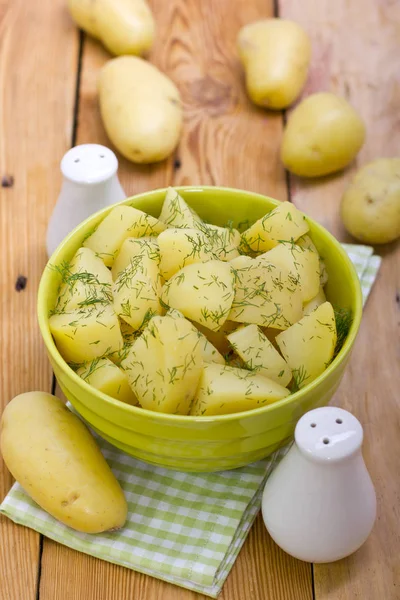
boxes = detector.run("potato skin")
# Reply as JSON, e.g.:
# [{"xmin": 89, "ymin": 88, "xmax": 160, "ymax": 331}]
[
  {"xmin": 67, "ymin": 0, "xmax": 154, "ymax": 56},
  {"xmin": 237, "ymin": 19, "xmax": 311, "ymax": 110},
  {"xmin": 0, "ymin": 392, "xmax": 127, "ymax": 533},
  {"xmin": 99, "ymin": 56, "xmax": 183, "ymax": 164},
  {"xmin": 341, "ymin": 158, "xmax": 400, "ymax": 244},
  {"xmin": 281, "ymin": 93, "xmax": 366, "ymax": 177}
]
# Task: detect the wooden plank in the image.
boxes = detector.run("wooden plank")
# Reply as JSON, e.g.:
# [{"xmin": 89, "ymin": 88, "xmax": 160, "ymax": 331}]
[
  {"xmin": 0, "ymin": 0, "xmax": 79, "ymax": 598},
  {"xmin": 40, "ymin": 1, "xmax": 312, "ymax": 599},
  {"xmin": 279, "ymin": 1, "xmax": 400, "ymax": 598}
]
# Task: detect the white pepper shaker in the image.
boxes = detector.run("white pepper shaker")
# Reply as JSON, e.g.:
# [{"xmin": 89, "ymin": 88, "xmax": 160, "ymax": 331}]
[
  {"xmin": 262, "ymin": 407, "xmax": 376, "ymax": 563},
  {"xmin": 46, "ymin": 144, "xmax": 126, "ymax": 257}
]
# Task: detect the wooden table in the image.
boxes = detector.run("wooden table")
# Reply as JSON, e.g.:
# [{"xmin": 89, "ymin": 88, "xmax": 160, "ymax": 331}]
[{"xmin": 1, "ymin": 1, "xmax": 399, "ymax": 598}]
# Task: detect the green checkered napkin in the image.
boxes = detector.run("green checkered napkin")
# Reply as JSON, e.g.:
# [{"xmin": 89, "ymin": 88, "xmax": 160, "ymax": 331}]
[{"xmin": 0, "ymin": 244, "xmax": 380, "ymax": 598}]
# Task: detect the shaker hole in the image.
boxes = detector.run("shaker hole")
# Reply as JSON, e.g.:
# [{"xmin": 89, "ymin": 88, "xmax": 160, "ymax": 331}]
[
  {"xmin": 99, "ymin": 154, "xmax": 105, "ymax": 158},
  {"xmin": 74, "ymin": 158, "xmax": 80, "ymax": 163},
  {"xmin": 323, "ymin": 437, "xmax": 330, "ymax": 445},
  {"xmin": 310, "ymin": 423, "xmax": 316, "ymax": 428},
  {"xmin": 336, "ymin": 418, "xmax": 343, "ymax": 424}
]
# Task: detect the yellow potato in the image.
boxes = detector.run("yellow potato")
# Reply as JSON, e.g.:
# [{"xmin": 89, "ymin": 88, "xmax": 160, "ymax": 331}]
[
  {"xmin": 296, "ymin": 234, "xmax": 328, "ymax": 286},
  {"xmin": 84, "ymin": 205, "xmax": 166, "ymax": 267},
  {"xmin": 77, "ymin": 358, "xmax": 137, "ymax": 405},
  {"xmin": 54, "ymin": 247, "xmax": 113, "ymax": 313},
  {"xmin": 49, "ymin": 305, "xmax": 124, "ymax": 364},
  {"xmin": 303, "ymin": 286, "xmax": 326, "ymax": 316},
  {"xmin": 190, "ymin": 364, "xmax": 289, "ymax": 416},
  {"xmin": 259, "ymin": 242, "xmax": 320, "ymax": 302},
  {"xmin": 227, "ymin": 324, "xmax": 292, "ymax": 386},
  {"xmin": 161, "ymin": 260, "xmax": 235, "ymax": 332},
  {"xmin": 341, "ymin": 158, "xmax": 400, "ymax": 244},
  {"xmin": 237, "ymin": 18, "xmax": 311, "ymax": 110},
  {"xmin": 121, "ymin": 315, "xmax": 203, "ymax": 414},
  {"xmin": 112, "ymin": 237, "xmax": 159, "ymax": 280},
  {"xmin": 198, "ymin": 223, "xmax": 241, "ymax": 261},
  {"xmin": 281, "ymin": 93, "xmax": 366, "ymax": 177},
  {"xmin": 229, "ymin": 259, "xmax": 303, "ymax": 330},
  {"xmin": 241, "ymin": 201, "xmax": 309, "ymax": 253},
  {"xmin": 0, "ymin": 392, "xmax": 127, "ymax": 533},
  {"xmin": 276, "ymin": 301, "xmax": 337, "ymax": 388},
  {"xmin": 195, "ymin": 321, "xmax": 240, "ymax": 356},
  {"xmin": 67, "ymin": 0, "xmax": 154, "ymax": 56},
  {"xmin": 159, "ymin": 188, "xmax": 203, "ymax": 229},
  {"xmin": 158, "ymin": 228, "xmax": 214, "ymax": 280},
  {"xmin": 99, "ymin": 57, "xmax": 183, "ymax": 164}
]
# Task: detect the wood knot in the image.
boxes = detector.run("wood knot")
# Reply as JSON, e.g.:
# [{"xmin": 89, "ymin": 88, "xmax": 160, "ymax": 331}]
[{"xmin": 190, "ymin": 75, "xmax": 235, "ymax": 116}]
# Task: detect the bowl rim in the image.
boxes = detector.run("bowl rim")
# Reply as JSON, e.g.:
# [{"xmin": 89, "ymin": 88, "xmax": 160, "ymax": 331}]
[{"xmin": 38, "ymin": 185, "xmax": 363, "ymax": 423}]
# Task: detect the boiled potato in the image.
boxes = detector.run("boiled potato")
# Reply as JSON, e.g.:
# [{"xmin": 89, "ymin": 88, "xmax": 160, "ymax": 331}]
[
  {"xmin": 84, "ymin": 205, "xmax": 166, "ymax": 267},
  {"xmin": 77, "ymin": 358, "xmax": 137, "ymax": 405},
  {"xmin": 67, "ymin": 0, "xmax": 154, "ymax": 56},
  {"xmin": 227, "ymin": 324, "xmax": 292, "ymax": 386},
  {"xmin": 158, "ymin": 228, "xmax": 214, "ymax": 280},
  {"xmin": 241, "ymin": 201, "xmax": 309, "ymax": 253},
  {"xmin": 190, "ymin": 364, "xmax": 289, "ymax": 416},
  {"xmin": 276, "ymin": 301, "xmax": 337, "ymax": 388},
  {"xmin": 113, "ymin": 249, "xmax": 162, "ymax": 331},
  {"xmin": 237, "ymin": 19, "xmax": 311, "ymax": 110},
  {"xmin": 296, "ymin": 234, "xmax": 328, "ymax": 286},
  {"xmin": 161, "ymin": 260, "xmax": 235, "ymax": 332},
  {"xmin": 259, "ymin": 242, "xmax": 320, "ymax": 302},
  {"xmin": 281, "ymin": 93, "xmax": 366, "ymax": 177},
  {"xmin": 195, "ymin": 320, "xmax": 239, "ymax": 356},
  {"xmin": 341, "ymin": 158, "xmax": 400, "ymax": 244},
  {"xmin": 54, "ymin": 247, "xmax": 113, "ymax": 312},
  {"xmin": 229, "ymin": 259, "xmax": 303, "ymax": 330},
  {"xmin": 121, "ymin": 315, "xmax": 203, "ymax": 414},
  {"xmin": 0, "ymin": 392, "xmax": 127, "ymax": 533},
  {"xmin": 49, "ymin": 305, "xmax": 124, "ymax": 364},
  {"xmin": 159, "ymin": 187, "xmax": 203, "ymax": 229},
  {"xmin": 303, "ymin": 286, "xmax": 326, "ymax": 315},
  {"xmin": 112, "ymin": 237, "xmax": 159, "ymax": 280},
  {"xmin": 198, "ymin": 223, "xmax": 241, "ymax": 261},
  {"xmin": 99, "ymin": 57, "xmax": 183, "ymax": 164},
  {"xmin": 166, "ymin": 308, "xmax": 225, "ymax": 365}
]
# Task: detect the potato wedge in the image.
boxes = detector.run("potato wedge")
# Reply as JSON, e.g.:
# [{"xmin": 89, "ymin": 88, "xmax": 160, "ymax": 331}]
[
  {"xmin": 197, "ymin": 223, "xmax": 241, "ymax": 261},
  {"xmin": 77, "ymin": 358, "xmax": 137, "ymax": 405},
  {"xmin": 159, "ymin": 187, "xmax": 203, "ymax": 229},
  {"xmin": 161, "ymin": 260, "xmax": 235, "ymax": 332},
  {"xmin": 121, "ymin": 315, "xmax": 203, "ymax": 414},
  {"xmin": 190, "ymin": 363, "xmax": 289, "ymax": 416},
  {"xmin": 241, "ymin": 201, "xmax": 309, "ymax": 253},
  {"xmin": 84, "ymin": 205, "xmax": 166, "ymax": 267},
  {"xmin": 229, "ymin": 259, "xmax": 303, "ymax": 329},
  {"xmin": 158, "ymin": 228, "xmax": 215, "ymax": 280},
  {"xmin": 112, "ymin": 237, "xmax": 159, "ymax": 280},
  {"xmin": 227, "ymin": 324, "xmax": 292, "ymax": 386},
  {"xmin": 303, "ymin": 286, "xmax": 327, "ymax": 316},
  {"xmin": 49, "ymin": 305, "xmax": 124, "ymax": 364},
  {"xmin": 276, "ymin": 301, "xmax": 337, "ymax": 388},
  {"xmin": 296, "ymin": 233, "xmax": 328, "ymax": 287}
]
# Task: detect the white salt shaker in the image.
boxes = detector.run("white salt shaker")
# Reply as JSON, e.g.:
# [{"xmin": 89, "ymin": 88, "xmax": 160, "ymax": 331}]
[
  {"xmin": 46, "ymin": 144, "xmax": 126, "ymax": 256},
  {"xmin": 262, "ymin": 407, "xmax": 376, "ymax": 563}
]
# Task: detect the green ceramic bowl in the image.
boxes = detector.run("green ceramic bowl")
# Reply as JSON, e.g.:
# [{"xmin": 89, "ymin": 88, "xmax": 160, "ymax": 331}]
[{"xmin": 38, "ymin": 187, "xmax": 362, "ymax": 472}]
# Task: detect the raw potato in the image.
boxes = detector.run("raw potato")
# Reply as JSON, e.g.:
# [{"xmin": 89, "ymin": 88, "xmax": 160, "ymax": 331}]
[
  {"xmin": 229, "ymin": 259, "xmax": 303, "ymax": 330},
  {"xmin": 54, "ymin": 247, "xmax": 113, "ymax": 312},
  {"xmin": 0, "ymin": 392, "xmax": 127, "ymax": 533},
  {"xmin": 227, "ymin": 325, "xmax": 292, "ymax": 386},
  {"xmin": 276, "ymin": 302, "xmax": 337, "ymax": 388},
  {"xmin": 241, "ymin": 201, "xmax": 309, "ymax": 253},
  {"xmin": 159, "ymin": 188, "xmax": 203, "ymax": 229},
  {"xmin": 237, "ymin": 19, "xmax": 311, "ymax": 110},
  {"xmin": 161, "ymin": 260, "xmax": 235, "ymax": 332},
  {"xmin": 158, "ymin": 228, "xmax": 214, "ymax": 280},
  {"xmin": 281, "ymin": 93, "xmax": 366, "ymax": 177},
  {"xmin": 303, "ymin": 286, "xmax": 326, "ymax": 316},
  {"xmin": 190, "ymin": 364, "xmax": 290, "ymax": 416},
  {"xmin": 166, "ymin": 308, "xmax": 225, "ymax": 365},
  {"xmin": 67, "ymin": 0, "xmax": 154, "ymax": 56},
  {"xmin": 121, "ymin": 315, "xmax": 203, "ymax": 414},
  {"xmin": 84, "ymin": 205, "xmax": 166, "ymax": 267},
  {"xmin": 259, "ymin": 242, "xmax": 320, "ymax": 302},
  {"xmin": 99, "ymin": 57, "xmax": 183, "ymax": 164},
  {"xmin": 77, "ymin": 358, "xmax": 137, "ymax": 405},
  {"xmin": 112, "ymin": 237, "xmax": 159, "ymax": 280},
  {"xmin": 341, "ymin": 158, "xmax": 400, "ymax": 244},
  {"xmin": 49, "ymin": 305, "xmax": 124, "ymax": 364}
]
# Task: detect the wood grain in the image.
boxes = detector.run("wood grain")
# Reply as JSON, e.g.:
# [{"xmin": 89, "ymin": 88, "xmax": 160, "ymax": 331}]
[
  {"xmin": 0, "ymin": 0, "xmax": 79, "ymax": 598},
  {"xmin": 40, "ymin": 1, "xmax": 311, "ymax": 599},
  {"xmin": 280, "ymin": 1, "xmax": 400, "ymax": 598}
]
